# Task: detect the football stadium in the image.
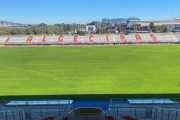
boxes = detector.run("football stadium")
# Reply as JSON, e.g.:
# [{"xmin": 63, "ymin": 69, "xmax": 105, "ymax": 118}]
[
  {"xmin": 0, "ymin": 34, "xmax": 180, "ymax": 120},
  {"xmin": 1, "ymin": 0, "xmax": 180, "ymax": 119}
]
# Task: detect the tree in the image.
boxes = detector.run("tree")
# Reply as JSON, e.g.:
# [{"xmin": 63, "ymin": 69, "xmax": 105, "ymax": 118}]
[
  {"xmin": 96, "ymin": 28, "xmax": 103, "ymax": 34},
  {"xmin": 32, "ymin": 28, "xmax": 39, "ymax": 35},
  {"xmin": 149, "ymin": 22, "xmax": 155, "ymax": 30},
  {"xmin": 163, "ymin": 28, "xmax": 169, "ymax": 33},
  {"xmin": 149, "ymin": 22, "xmax": 157, "ymax": 33},
  {"xmin": 77, "ymin": 30, "xmax": 86, "ymax": 35},
  {"xmin": 152, "ymin": 26, "xmax": 157, "ymax": 33},
  {"xmin": 39, "ymin": 23, "xmax": 47, "ymax": 27},
  {"xmin": 66, "ymin": 24, "xmax": 72, "ymax": 31},
  {"xmin": 11, "ymin": 28, "xmax": 21, "ymax": 35},
  {"xmin": 103, "ymin": 29, "xmax": 109, "ymax": 34}
]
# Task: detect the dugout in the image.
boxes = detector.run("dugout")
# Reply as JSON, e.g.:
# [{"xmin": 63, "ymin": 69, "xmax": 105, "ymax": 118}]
[{"xmin": 67, "ymin": 107, "xmax": 106, "ymax": 120}]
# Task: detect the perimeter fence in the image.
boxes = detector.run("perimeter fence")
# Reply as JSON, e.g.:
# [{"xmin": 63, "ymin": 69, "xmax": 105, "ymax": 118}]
[
  {"xmin": 2, "ymin": 105, "xmax": 180, "ymax": 120},
  {"xmin": 0, "ymin": 99, "xmax": 72, "ymax": 106},
  {"xmin": 154, "ymin": 107, "xmax": 180, "ymax": 120},
  {"xmin": 110, "ymin": 98, "xmax": 180, "ymax": 104},
  {"xmin": 0, "ymin": 106, "xmax": 153, "ymax": 120},
  {"xmin": 0, "ymin": 109, "xmax": 23, "ymax": 120},
  {"xmin": 1, "ymin": 98, "xmax": 180, "ymax": 120},
  {"xmin": 0, "ymin": 98, "xmax": 179, "ymax": 106}
]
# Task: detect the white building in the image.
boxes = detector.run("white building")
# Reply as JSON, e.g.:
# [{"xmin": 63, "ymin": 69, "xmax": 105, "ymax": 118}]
[
  {"xmin": 86, "ymin": 25, "xmax": 96, "ymax": 33},
  {"xmin": 126, "ymin": 19, "xmax": 180, "ymax": 26}
]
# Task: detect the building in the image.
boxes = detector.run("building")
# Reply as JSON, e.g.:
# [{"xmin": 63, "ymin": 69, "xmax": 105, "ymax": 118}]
[
  {"xmin": 127, "ymin": 19, "xmax": 180, "ymax": 26},
  {"xmin": 0, "ymin": 23, "xmax": 12, "ymax": 27},
  {"xmin": 77, "ymin": 24, "xmax": 86, "ymax": 30},
  {"xmin": 105, "ymin": 26, "xmax": 117, "ymax": 33},
  {"xmin": 9, "ymin": 26, "xmax": 26, "ymax": 28},
  {"xmin": 126, "ymin": 19, "xmax": 180, "ymax": 32},
  {"xmin": 86, "ymin": 25, "xmax": 96, "ymax": 33},
  {"xmin": 116, "ymin": 23, "xmax": 127, "ymax": 32}
]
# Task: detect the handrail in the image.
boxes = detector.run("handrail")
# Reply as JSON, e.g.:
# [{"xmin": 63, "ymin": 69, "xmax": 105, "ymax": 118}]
[
  {"xmin": 110, "ymin": 98, "xmax": 179, "ymax": 104},
  {"xmin": 0, "ymin": 99, "xmax": 72, "ymax": 106}
]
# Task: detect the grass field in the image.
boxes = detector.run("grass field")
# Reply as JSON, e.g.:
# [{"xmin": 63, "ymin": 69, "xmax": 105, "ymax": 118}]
[{"xmin": 0, "ymin": 45, "xmax": 180, "ymax": 100}]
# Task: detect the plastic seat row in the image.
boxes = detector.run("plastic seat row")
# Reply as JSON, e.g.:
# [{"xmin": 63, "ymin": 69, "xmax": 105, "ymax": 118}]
[
  {"xmin": 44, "ymin": 117, "xmax": 54, "ymax": 120},
  {"xmin": 63, "ymin": 117, "xmax": 68, "ymax": 120},
  {"xmin": 0, "ymin": 34, "xmax": 178, "ymax": 43},
  {"xmin": 32, "ymin": 116, "xmax": 61, "ymax": 120},
  {"xmin": 123, "ymin": 116, "xmax": 136, "ymax": 120},
  {"xmin": 120, "ymin": 116, "xmax": 145, "ymax": 120},
  {"xmin": 107, "ymin": 116, "xmax": 115, "ymax": 120}
]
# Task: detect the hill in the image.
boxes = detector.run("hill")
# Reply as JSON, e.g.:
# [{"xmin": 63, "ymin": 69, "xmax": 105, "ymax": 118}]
[{"xmin": 0, "ymin": 21, "xmax": 25, "ymax": 27}]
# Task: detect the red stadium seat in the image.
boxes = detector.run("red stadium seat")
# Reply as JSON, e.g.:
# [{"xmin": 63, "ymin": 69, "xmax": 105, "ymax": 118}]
[
  {"xmin": 44, "ymin": 117, "xmax": 54, "ymax": 120},
  {"xmin": 63, "ymin": 117, "xmax": 68, "ymax": 120},
  {"xmin": 123, "ymin": 116, "xmax": 130, "ymax": 119},
  {"xmin": 48, "ymin": 117, "xmax": 54, "ymax": 120},
  {"xmin": 107, "ymin": 116, "xmax": 115, "ymax": 120},
  {"xmin": 123, "ymin": 116, "xmax": 136, "ymax": 120}
]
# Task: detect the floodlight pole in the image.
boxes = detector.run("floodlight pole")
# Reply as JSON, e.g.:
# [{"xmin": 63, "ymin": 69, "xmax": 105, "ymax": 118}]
[{"xmin": 172, "ymin": 13, "xmax": 174, "ymax": 32}]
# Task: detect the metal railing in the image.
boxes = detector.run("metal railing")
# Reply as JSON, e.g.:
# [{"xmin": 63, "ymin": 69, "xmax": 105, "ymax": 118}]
[
  {"xmin": 154, "ymin": 107, "xmax": 180, "ymax": 120},
  {"xmin": 110, "ymin": 98, "xmax": 180, "ymax": 104},
  {"xmin": 67, "ymin": 113, "xmax": 106, "ymax": 120},
  {"xmin": 1, "ymin": 99, "xmax": 180, "ymax": 120},
  {"xmin": 0, "ymin": 109, "xmax": 23, "ymax": 120},
  {"xmin": 0, "ymin": 104, "xmax": 158, "ymax": 120},
  {"xmin": 2, "ymin": 103, "xmax": 180, "ymax": 120},
  {"xmin": 23, "ymin": 106, "xmax": 153, "ymax": 119},
  {"xmin": 0, "ymin": 99, "xmax": 71, "ymax": 106}
]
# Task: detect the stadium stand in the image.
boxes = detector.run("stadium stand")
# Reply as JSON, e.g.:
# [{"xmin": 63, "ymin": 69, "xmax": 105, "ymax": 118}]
[
  {"xmin": 0, "ymin": 37, "xmax": 7, "ymax": 43},
  {"xmin": 175, "ymin": 35, "xmax": 180, "ymax": 42},
  {"xmin": 0, "ymin": 34, "xmax": 179, "ymax": 47}
]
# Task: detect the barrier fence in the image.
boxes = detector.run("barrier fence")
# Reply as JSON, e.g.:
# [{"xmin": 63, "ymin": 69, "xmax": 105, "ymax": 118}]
[
  {"xmin": 1, "ymin": 41, "xmax": 172, "ymax": 47},
  {"xmin": 154, "ymin": 107, "xmax": 180, "ymax": 120},
  {"xmin": 0, "ymin": 99, "xmax": 180, "ymax": 120},
  {"xmin": 24, "ymin": 106, "xmax": 153, "ymax": 119},
  {"xmin": 0, "ymin": 99, "xmax": 72, "ymax": 106},
  {"xmin": 2, "ymin": 105, "xmax": 180, "ymax": 120},
  {"xmin": 67, "ymin": 113, "xmax": 106, "ymax": 120},
  {"xmin": 1, "ymin": 98, "xmax": 179, "ymax": 106},
  {"xmin": 0, "ymin": 105, "xmax": 154, "ymax": 120},
  {"xmin": 0, "ymin": 109, "xmax": 23, "ymax": 120},
  {"xmin": 110, "ymin": 98, "xmax": 180, "ymax": 104}
]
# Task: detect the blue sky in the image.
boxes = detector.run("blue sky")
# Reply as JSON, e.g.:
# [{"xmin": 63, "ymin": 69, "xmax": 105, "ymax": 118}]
[{"xmin": 0, "ymin": 0, "xmax": 180, "ymax": 24}]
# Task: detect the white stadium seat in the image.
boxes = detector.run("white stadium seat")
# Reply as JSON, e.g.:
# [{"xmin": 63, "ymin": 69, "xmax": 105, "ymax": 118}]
[
  {"xmin": 0, "ymin": 37, "xmax": 8, "ymax": 43},
  {"xmin": 0, "ymin": 34, "xmax": 178, "ymax": 44}
]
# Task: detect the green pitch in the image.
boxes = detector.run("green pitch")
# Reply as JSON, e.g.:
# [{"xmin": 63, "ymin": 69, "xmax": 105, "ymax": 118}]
[{"xmin": 0, "ymin": 45, "xmax": 180, "ymax": 100}]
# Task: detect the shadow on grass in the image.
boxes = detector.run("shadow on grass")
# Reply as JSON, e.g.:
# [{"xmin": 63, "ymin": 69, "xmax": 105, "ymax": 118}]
[{"xmin": 0, "ymin": 94, "xmax": 180, "ymax": 101}]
